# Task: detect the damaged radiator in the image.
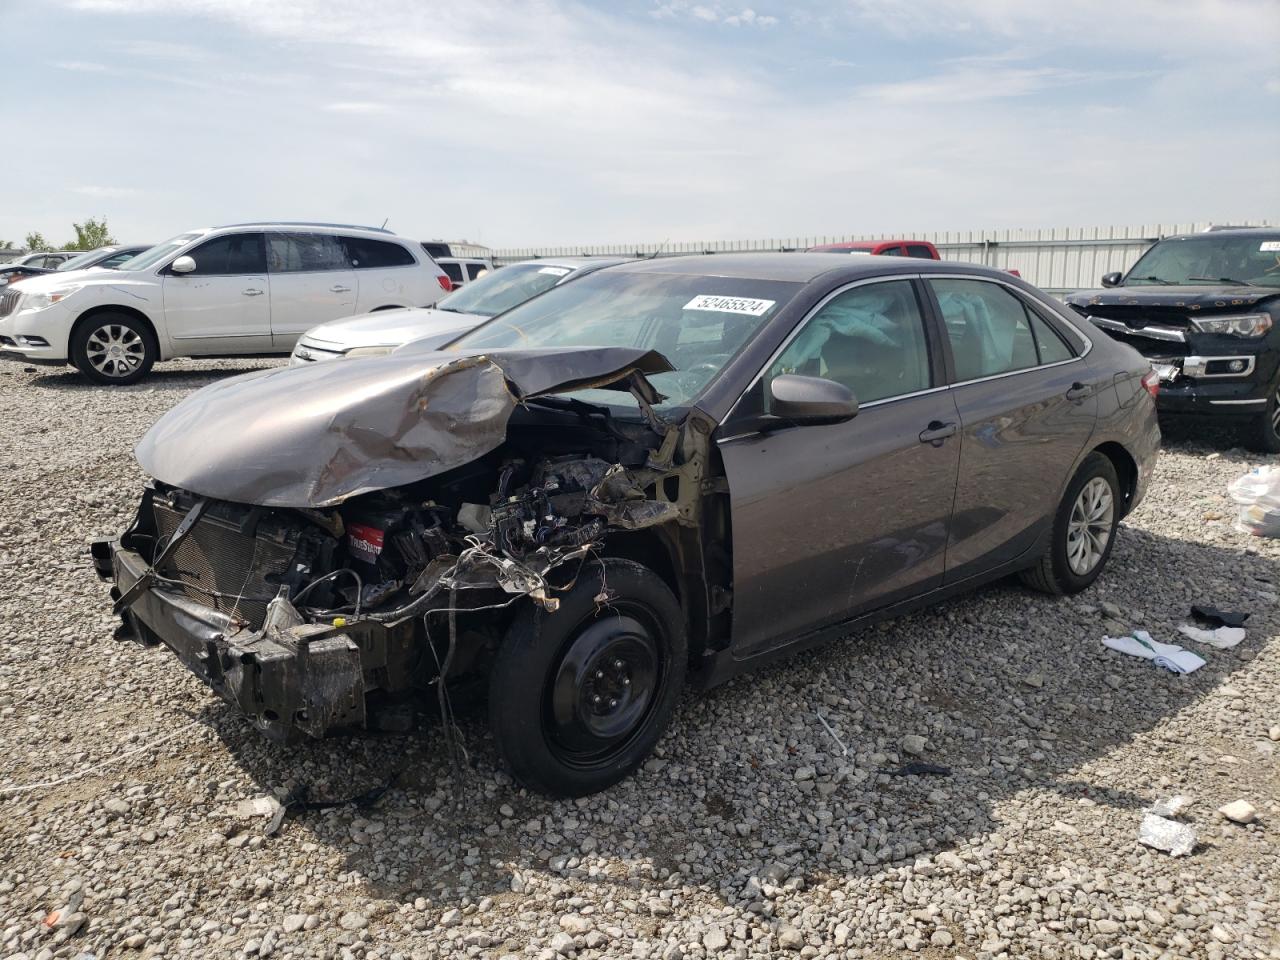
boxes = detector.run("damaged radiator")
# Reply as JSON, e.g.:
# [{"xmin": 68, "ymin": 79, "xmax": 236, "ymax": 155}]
[{"xmin": 152, "ymin": 497, "xmax": 301, "ymax": 630}]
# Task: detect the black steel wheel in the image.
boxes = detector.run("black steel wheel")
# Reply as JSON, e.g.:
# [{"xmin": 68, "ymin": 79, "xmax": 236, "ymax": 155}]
[{"xmin": 489, "ymin": 558, "xmax": 686, "ymax": 796}]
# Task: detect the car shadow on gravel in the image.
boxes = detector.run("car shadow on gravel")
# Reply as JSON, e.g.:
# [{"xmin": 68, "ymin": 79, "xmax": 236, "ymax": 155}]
[
  {"xmin": 189, "ymin": 518, "xmax": 1276, "ymax": 909},
  {"xmin": 18, "ymin": 359, "xmax": 283, "ymax": 392}
]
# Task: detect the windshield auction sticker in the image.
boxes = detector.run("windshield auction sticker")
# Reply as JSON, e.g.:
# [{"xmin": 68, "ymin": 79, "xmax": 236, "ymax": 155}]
[
  {"xmin": 684, "ymin": 294, "xmax": 776, "ymax": 316},
  {"xmin": 1260, "ymin": 241, "xmax": 1280, "ymax": 252},
  {"xmin": 538, "ymin": 266, "xmax": 572, "ymax": 276}
]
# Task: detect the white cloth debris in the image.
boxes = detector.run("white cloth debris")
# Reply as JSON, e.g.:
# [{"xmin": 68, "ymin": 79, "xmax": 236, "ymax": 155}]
[
  {"xmin": 1139, "ymin": 814, "xmax": 1197, "ymax": 856},
  {"xmin": 1101, "ymin": 630, "xmax": 1205, "ymax": 675},
  {"xmin": 1176, "ymin": 623, "xmax": 1246, "ymax": 649}
]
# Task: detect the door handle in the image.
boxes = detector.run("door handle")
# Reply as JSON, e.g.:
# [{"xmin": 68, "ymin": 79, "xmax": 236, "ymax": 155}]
[
  {"xmin": 918, "ymin": 420, "xmax": 957, "ymax": 445},
  {"xmin": 330, "ymin": 285, "xmax": 352, "ymax": 293},
  {"xmin": 1065, "ymin": 381, "xmax": 1093, "ymax": 401},
  {"xmin": 242, "ymin": 288, "xmax": 264, "ymax": 297}
]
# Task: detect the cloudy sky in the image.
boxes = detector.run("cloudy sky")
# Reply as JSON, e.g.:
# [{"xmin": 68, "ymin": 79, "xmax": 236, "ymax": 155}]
[{"xmin": 6, "ymin": 0, "xmax": 1278, "ymax": 250}]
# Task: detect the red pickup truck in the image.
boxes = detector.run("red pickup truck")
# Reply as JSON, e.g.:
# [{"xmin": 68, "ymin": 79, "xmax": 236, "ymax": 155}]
[{"xmin": 807, "ymin": 239, "xmax": 940, "ymax": 259}]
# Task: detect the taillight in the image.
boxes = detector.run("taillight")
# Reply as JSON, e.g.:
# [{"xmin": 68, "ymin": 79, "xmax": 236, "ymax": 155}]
[
  {"xmin": 1141, "ymin": 368, "xmax": 1160, "ymax": 397},
  {"xmin": 437, "ymin": 275, "xmax": 452, "ymax": 293}
]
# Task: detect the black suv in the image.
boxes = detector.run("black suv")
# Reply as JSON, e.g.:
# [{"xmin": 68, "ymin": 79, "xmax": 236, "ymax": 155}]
[{"xmin": 1065, "ymin": 227, "xmax": 1280, "ymax": 452}]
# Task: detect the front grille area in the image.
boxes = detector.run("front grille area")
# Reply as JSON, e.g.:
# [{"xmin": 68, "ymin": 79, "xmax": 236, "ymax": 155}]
[
  {"xmin": 153, "ymin": 497, "xmax": 302, "ymax": 630},
  {"xmin": 0, "ymin": 289, "xmax": 21, "ymax": 318}
]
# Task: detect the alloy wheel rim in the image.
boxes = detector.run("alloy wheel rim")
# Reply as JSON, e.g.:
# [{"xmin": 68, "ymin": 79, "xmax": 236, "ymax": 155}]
[
  {"xmin": 1066, "ymin": 476, "xmax": 1114, "ymax": 576},
  {"xmin": 85, "ymin": 323, "xmax": 145, "ymax": 378},
  {"xmin": 1271, "ymin": 384, "xmax": 1280, "ymax": 437}
]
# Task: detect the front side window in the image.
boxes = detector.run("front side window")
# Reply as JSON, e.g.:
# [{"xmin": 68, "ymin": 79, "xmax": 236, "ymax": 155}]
[
  {"xmin": 183, "ymin": 233, "xmax": 267, "ymax": 275},
  {"xmin": 767, "ymin": 279, "xmax": 932, "ymax": 406},
  {"xmin": 267, "ymin": 233, "xmax": 348, "ymax": 273},
  {"xmin": 343, "ymin": 236, "xmax": 415, "ymax": 269},
  {"xmin": 874, "ymin": 245, "xmax": 903, "ymax": 257},
  {"xmin": 466, "ymin": 262, "xmax": 489, "ymax": 281},
  {"xmin": 931, "ymin": 278, "xmax": 1074, "ymax": 381}
]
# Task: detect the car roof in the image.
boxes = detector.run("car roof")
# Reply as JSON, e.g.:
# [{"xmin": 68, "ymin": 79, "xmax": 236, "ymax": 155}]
[
  {"xmin": 1165, "ymin": 227, "xmax": 1280, "ymax": 240},
  {"xmin": 213, "ymin": 221, "xmax": 396, "ymax": 236},
  {"xmin": 603, "ymin": 252, "xmax": 988, "ymax": 283}
]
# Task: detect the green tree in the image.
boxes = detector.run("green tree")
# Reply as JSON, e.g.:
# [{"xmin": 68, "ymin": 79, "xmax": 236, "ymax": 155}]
[
  {"xmin": 65, "ymin": 217, "xmax": 115, "ymax": 251},
  {"xmin": 25, "ymin": 231, "xmax": 52, "ymax": 252}
]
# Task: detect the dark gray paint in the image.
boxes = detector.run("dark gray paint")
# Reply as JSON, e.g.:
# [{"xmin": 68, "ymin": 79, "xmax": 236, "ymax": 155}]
[{"xmin": 135, "ymin": 347, "xmax": 672, "ymax": 508}]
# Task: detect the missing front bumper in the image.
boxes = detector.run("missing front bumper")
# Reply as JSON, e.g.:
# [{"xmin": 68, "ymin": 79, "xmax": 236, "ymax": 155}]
[{"xmin": 95, "ymin": 540, "xmax": 367, "ymax": 740}]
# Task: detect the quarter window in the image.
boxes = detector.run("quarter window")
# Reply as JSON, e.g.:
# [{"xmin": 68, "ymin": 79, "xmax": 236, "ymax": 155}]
[
  {"xmin": 343, "ymin": 236, "xmax": 415, "ymax": 269},
  {"xmin": 767, "ymin": 279, "xmax": 932, "ymax": 405},
  {"xmin": 267, "ymin": 233, "xmax": 348, "ymax": 273},
  {"xmin": 182, "ymin": 233, "xmax": 267, "ymax": 275},
  {"xmin": 930, "ymin": 278, "xmax": 1075, "ymax": 381}
]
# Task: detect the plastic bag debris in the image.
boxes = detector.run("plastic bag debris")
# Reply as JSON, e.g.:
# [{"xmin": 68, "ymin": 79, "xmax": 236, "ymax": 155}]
[
  {"xmin": 1139, "ymin": 813, "xmax": 1197, "ymax": 856},
  {"xmin": 1101, "ymin": 630, "xmax": 1206, "ymax": 675},
  {"xmin": 1227, "ymin": 465, "xmax": 1280, "ymax": 538},
  {"xmin": 232, "ymin": 795, "xmax": 287, "ymax": 835},
  {"xmin": 1190, "ymin": 605, "xmax": 1249, "ymax": 629},
  {"xmin": 1177, "ymin": 623, "xmax": 1246, "ymax": 649}
]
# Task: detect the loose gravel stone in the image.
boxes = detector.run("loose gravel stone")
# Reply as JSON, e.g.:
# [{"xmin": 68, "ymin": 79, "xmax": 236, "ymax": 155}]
[{"xmin": 0, "ymin": 360, "xmax": 1277, "ymax": 960}]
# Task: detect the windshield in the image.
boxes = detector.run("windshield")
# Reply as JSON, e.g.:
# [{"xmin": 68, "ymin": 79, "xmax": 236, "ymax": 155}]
[
  {"xmin": 436, "ymin": 262, "xmax": 574, "ymax": 317},
  {"xmin": 1125, "ymin": 234, "xmax": 1280, "ymax": 287},
  {"xmin": 117, "ymin": 232, "xmax": 203, "ymax": 272},
  {"xmin": 452, "ymin": 271, "xmax": 802, "ymax": 409},
  {"xmin": 57, "ymin": 248, "xmax": 111, "ymax": 271}
]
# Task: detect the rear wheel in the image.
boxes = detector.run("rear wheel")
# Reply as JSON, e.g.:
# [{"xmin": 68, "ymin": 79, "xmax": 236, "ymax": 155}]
[
  {"xmin": 488, "ymin": 558, "xmax": 686, "ymax": 797},
  {"xmin": 1244, "ymin": 378, "xmax": 1280, "ymax": 454},
  {"xmin": 70, "ymin": 313, "xmax": 157, "ymax": 385},
  {"xmin": 1020, "ymin": 452, "xmax": 1121, "ymax": 595}
]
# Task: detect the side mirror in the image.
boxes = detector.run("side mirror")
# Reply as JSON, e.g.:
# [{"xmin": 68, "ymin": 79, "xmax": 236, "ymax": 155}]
[
  {"xmin": 1100, "ymin": 271, "xmax": 1122, "ymax": 288},
  {"xmin": 768, "ymin": 374, "xmax": 858, "ymax": 426},
  {"xmin": 170, "ymin": 256, "xmax": 196, "ymax": 275}
]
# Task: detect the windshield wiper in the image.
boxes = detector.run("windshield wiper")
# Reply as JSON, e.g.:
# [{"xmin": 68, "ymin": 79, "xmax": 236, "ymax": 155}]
[
  {"xmin": 522, "ymin": 394, "xmax": 614, "ymax": 419},
  {"xmin": 1127, "ymin": 275, "xmax": 1176, "ymax": 285},
  {"xmin": 1188, "ymin": 276, "xmax": 1258, "ymax": 287}
]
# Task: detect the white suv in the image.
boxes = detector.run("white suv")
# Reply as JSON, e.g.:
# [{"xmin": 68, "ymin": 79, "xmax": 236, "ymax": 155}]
[{"xmin": 0, "ymin": 222, "xmax": 451, "ymax": 384}]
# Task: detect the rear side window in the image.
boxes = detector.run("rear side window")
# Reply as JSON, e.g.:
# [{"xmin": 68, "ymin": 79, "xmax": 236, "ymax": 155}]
[
  {"xmin": 931, "ymin": 278, "xmax": 1074, "ymax": 381},
  {"xmin": 440, "ymin": 263, "xmax": 464, "ymax": 284},
  {"xmin": 343, "ymin": 236, "xmax": 415, "ymax": 269},
  {"xmin": 905, "ymin": 244, "xmax": 935, "ymax": 259},
  {"xmin": 267, "ymin": 233, "xmax": 348, "ymax": 273},
  {"xmin": 466, "ymin": 262, "xmax": 489, "ymax": 281},
  {"xmin": 183, "ymin": 233, "xmax": 267, "ymax": 275},
  {"xmin": 875, "ymin": 245, "xmax": 903, "ymax": 257}
]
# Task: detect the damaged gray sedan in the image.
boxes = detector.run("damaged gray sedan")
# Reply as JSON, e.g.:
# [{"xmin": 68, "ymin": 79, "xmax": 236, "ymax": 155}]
[{"xmin": 94, "ymin": 254, "xmax": 1160, "ymax": 796}]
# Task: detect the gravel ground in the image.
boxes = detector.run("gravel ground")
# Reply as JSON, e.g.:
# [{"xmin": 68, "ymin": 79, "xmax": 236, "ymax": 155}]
[{"xmin": 0, "ymin": 358, "xmax": 1277, "ymax": 960}]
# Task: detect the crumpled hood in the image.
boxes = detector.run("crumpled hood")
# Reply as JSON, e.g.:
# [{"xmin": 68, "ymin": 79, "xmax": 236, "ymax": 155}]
[
  {"xmin": 1066, "ymin": 286, "xmax": 1279, "ymax": 314},
  {"xmin": 135, "ymin": 347, "xmax": 674, "ymax": 508},
  {"xmin": 299, "ymin": 307, "xmax": 486, "ymax": 351}
]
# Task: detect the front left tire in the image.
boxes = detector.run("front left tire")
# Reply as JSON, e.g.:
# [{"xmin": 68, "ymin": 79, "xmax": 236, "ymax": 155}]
[
  {"xmin": 488, "ymin": 558, "xmax": 686, "ymax": 797},
  {"xmin": 70, "ymin": 312, "xmax": 157, "ymax": 385}
]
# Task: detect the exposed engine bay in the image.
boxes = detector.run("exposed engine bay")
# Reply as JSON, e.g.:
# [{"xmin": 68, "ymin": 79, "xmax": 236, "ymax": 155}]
[{"xmin": 94, "ymin": 355, "xmax": 729, "ymax": 742}]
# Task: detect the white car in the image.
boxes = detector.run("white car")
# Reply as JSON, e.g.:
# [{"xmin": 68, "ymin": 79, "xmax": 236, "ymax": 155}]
[
  {"xmin": 290, "ymin": 257, "xmax": 629, "ymax": 364},
  {"xmin": 0, "ymin": 222, "xmax": 451, "ymax": 384}
]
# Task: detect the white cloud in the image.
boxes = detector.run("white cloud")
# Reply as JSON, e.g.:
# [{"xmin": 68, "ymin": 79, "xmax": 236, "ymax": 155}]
[
  {"xmin": 323, "ymin": 101, "xmax": 394, "ymax": 114},
  {"xmin": 651, "ymin": 2, "xmax": 778, "ymax": 26},
  {"xmin": 72, "ymin": 185, "xmax": 141, "ymax": 198},
  {"xmin": 53, "ymin": 59, "xmax": 109, "ymax": 71}
]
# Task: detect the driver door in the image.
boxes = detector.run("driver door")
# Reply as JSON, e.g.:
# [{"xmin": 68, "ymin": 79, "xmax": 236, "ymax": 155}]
[{"xmin": 716, "ymin": 278, "xmax": 962, "ymax": 658}]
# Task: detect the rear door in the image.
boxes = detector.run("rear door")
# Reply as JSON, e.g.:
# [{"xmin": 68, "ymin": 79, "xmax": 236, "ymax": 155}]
[
  {"xmin": 718, "ymin": 277, "xmax": 961, "ymax": 657},
  {"xmin": 924, "ymin": 277, "xmax": 1098, "ymax": 581},
  {"xmin": 265, "ymin": 232, "xmax": 358, "ymax": 348},
  {"xmin": 161, "ymin": 232, "xmax": 272, "ymax": 353}
]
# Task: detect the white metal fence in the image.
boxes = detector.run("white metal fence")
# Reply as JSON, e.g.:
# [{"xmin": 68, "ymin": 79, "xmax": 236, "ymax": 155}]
[{"xmin": 494, "ymin": 221, "xmax": 1276, "ymax": 294}]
